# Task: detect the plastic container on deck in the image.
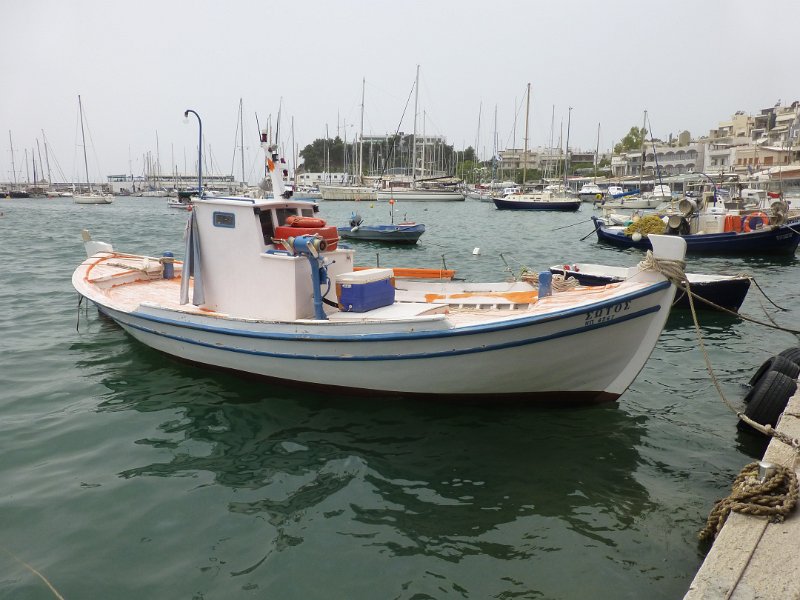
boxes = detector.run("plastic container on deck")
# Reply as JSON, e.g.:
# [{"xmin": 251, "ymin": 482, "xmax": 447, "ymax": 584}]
[{"xmin": 336, "ymin": 268, "xmax": 395, "ymax": 312}]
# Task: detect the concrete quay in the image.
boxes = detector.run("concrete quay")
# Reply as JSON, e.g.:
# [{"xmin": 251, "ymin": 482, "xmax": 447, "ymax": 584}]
[{"xmin": 685, "ymin": 388, "xmax": 800, "ymax": 599}]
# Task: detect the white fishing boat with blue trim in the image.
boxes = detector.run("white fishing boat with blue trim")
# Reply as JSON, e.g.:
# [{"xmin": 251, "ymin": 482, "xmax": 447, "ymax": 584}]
[{"xmin": 71, "ymin": 128, "xmax": 686, "ymax": 403}]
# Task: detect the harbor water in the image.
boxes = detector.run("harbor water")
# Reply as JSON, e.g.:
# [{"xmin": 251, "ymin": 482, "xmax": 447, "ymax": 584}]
[{"xmin": 2, "ymin": 196, "xmax": 799, "ymax": 599}]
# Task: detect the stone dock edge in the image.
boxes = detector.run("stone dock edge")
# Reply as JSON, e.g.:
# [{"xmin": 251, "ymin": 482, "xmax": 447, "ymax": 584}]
[{"xmin": 685, "ymin": 384, "xmax": 800, "ymax": 599}]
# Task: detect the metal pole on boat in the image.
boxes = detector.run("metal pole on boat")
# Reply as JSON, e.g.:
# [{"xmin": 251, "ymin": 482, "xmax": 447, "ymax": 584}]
[{"xmin": 183, "ymin": 109, "xmax": 203, "ymax": 196}]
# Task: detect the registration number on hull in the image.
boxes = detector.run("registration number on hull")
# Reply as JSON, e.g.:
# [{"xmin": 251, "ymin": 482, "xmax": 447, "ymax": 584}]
[{"xmin": 585, "ymin": 301, "xmax": 631, "ymax": 326}]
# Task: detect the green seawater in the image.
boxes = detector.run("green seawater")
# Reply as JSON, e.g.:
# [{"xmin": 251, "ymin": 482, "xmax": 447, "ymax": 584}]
[{"xmin": 1, "ymin": 196, "xmax": 798, "ymax": 599}]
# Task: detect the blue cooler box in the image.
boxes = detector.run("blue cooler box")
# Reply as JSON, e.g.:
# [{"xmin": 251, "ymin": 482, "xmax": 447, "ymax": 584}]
[{"xmin": 336, "ymin": 268, "xmax": 395, "ymax": 312}]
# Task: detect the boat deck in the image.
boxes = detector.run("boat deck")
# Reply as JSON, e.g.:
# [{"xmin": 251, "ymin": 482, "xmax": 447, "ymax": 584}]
[{"xmin": 76, "ymin": 252, "xmax": 656, "ymax": 326}]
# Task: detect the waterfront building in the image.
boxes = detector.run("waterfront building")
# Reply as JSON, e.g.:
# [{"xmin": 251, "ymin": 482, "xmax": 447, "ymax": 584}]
[{"xmin": 106, "ymin": 173, "xmax": 236, "ymax": 195}]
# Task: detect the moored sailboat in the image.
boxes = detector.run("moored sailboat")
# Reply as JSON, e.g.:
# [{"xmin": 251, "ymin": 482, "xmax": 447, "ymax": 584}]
[{"xmin": 73, "ymin": 95, "xmax": 112, "ymax": 205}]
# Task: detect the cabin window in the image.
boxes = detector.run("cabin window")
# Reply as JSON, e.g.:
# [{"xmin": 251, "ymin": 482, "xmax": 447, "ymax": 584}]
[
  {"xmin": 213, "ymin": 212, "xmax": 236, "ymax": 228},
  {"xmin": 258, "ymin": 209, "xmax": 275, "ymax": 244},
  {"xmin": 275, "ymin": 207, "xmax": 297, "ymax": 227},
  {"xmin": 301, "ymin": 207, "xmax": 314, "ymax": 217}
]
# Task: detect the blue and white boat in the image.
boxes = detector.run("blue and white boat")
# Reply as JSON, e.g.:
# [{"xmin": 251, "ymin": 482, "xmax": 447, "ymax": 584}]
[
  {"xmin": 71, "ymin": 133, "xmax": 686, "ymax": 403},
  {"xmin": 548, "ymin": 263, "xmax": 751, "ymax": 312},
  {"xmin": 591, "ymin": 201, "xmax": 800, "ymax": 255},
  {"xmin": 337, "ymin": 213, "xmax": 425, "ymax": 244}
]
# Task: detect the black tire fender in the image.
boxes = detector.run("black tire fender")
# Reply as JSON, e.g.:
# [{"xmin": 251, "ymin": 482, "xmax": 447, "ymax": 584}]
[
  {"xmin": 747, "ymin": 355, "xmax": 800, "ymax": 387},
  {"xmin": 739, "ymin": 371, "xmax": 797, "ymax": 431},
  {"xmin": 777, "ymin": 346, "xmax": 800, "ymax": 367}
]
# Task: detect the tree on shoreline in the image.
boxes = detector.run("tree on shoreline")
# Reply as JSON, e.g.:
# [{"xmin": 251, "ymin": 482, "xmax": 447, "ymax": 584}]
[{"xmin": 614, "ymin": 126, "xmax": 648, "ymax": 154}]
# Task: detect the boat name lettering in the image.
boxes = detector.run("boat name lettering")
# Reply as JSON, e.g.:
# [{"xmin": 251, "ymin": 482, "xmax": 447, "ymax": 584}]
[{"xmin": 585, "ymin": 301, "xmax": 631, "ymax": 325}]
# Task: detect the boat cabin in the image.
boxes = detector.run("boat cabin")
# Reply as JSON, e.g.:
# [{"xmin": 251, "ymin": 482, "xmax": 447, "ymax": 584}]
[{"xmin": 191, "ymin": 196, "xmax": 356, "ymax": 321}]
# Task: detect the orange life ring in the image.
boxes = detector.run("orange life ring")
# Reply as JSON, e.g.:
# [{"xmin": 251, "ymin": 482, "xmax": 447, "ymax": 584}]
[
  {"xmin": 742, "ymin": 212, "xmax": 769, "ymax": 232},
  {"xmin": 285, "ymin": 215, "xmax": 326, "ymax": 228}
]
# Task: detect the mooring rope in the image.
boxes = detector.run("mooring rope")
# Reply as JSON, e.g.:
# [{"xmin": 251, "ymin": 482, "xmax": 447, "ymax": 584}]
[
  {"xmin": 637, "ymin": 252, "xmax": 800, "ymax": 335},
  {"xmin": 0, "ymin": 546, "xmax": 65, "ymax": 600},
  {"xmin": 748, "ymin": 275, "xmax": 788, "ymax": 311},
  {"xmin": 640, "ymin": 250, "xmax": 800, "ymax": 451},
  {"xmin": 698, "ymin": 461, "xmax": 799, "ymax": 542}
]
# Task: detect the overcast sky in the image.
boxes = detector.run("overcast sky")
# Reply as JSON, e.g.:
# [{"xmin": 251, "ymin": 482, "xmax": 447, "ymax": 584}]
[{"xmin": 3, "ymin": 0, "xmax": 799, "ymax": 184}]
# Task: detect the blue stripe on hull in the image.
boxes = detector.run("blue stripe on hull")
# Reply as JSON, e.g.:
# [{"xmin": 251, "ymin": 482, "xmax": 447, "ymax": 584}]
[
  {"xmin": 105, "ymin": 303, "xmax": 661, "ymax": 362},
  {"xmin": 124, "ymin": 281, "xmax": 669, "ymax": 342}
]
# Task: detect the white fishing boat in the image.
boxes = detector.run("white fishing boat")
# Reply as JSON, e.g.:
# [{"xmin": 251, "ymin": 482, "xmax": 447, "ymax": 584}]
[
  {"xmin": 578, "ymin": 182, "xmax": 604, "ymax": 202},
  {"xmin": 73, "ymin": 95, "xmax": 113, "ymax": 205},
  {"xmin": 599, "ymin": 194, "xmax": 661, "ymax": 210},
  {"xmin": 74, "ymin": 192, "xmax": 113, "ymax": 205},
  {"xmin": 167, "ymin": 190, "xmax": 193, "ymax": 210},
  {"xmin": 71, "ymin": 129, "xmax": 686, "ymax": 402}
]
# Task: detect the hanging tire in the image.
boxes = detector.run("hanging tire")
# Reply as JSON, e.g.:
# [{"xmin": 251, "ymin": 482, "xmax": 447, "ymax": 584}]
[
  {"xmin": 738, "ymin": 371, "xmax": 797, "ymax": 431},
  {"xmin": 777, "ymin": 346, "xmax": 800, "ymax": 367},
  {"xmin": 747, "ymin": 355, "xmax": 800, "ymax": 387}
]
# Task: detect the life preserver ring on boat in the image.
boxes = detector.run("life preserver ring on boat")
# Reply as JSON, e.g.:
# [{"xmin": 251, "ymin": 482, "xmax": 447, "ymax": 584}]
[
  {"xmin": 742, "ymin": 212, "xmax": 769, "ymax": 232},
  {"xmin": 285, "ymin": 215, "xmax": 327, "ymax": 228},
  {"xmin": 595, "ymin": 193, "xmax": 603, "ymax": 200}
]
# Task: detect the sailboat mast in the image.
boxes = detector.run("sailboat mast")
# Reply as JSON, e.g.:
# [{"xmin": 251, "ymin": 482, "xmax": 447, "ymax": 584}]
[
  {"xmin": 240, "ymin": 98, "xmax": 246, "ymax": 187},
  {"xmin": 522, "ymin": 83, "xmax": 530, "ymax": 187},
  {"xmin": 564, "ymin": 107, "xmax": 572, "ymax": 190},
  {"xmin": 291, "ymin": 116, "xmax": 296, "ymax": 187},
  {"xmin": 548, "ymin": 105, "xmax": 555, "ymax": 180},
  {"xmin": 78, "ymin": 95, "xmax": 91, "ymax": 190},
  {"xmin": 639, "ymin": 110, "xmax": 647, "ymax": 192},
  {"xmin": 359, "ymin": 77, "xmax": 365, "ymax": 182},
  {"xmin": 9, "ymin": 131, "xmax": 17, "ymax": 186},
  {"xmin": 411, "ymin": 64, "xmax": 419, "ymax": 186},
  {"xmin": 594, "ymin": 122, "xmax": 600, "ymax": 183},
  {"xmin": 42, "ymin": 130, "xmax": 52, "ymax": 184},
  {"xmin": 36, "ymin": 140, "xmax": 44, "ymax": 185},
  {"xmin": 422, "ymin": 111, "xmax": 426, "ymax": 179},
  {"xmin": 492, "ymin": 104, "xmax": 498, "ymax": 182}
]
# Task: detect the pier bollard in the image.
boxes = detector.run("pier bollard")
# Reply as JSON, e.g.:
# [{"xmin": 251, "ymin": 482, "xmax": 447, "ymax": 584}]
[
  {"xmin": 162, "ymin": 251, "xmax": 174, "ymax": 279},
  {"xmin": 538, "ymin": 271, "xmax": 552, "ymax": 297}
]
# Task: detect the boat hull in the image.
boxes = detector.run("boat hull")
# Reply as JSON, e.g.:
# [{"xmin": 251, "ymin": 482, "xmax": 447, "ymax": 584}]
[
  {"xmin": 597, "ymin": 197, "xmax": 662, "ymax": 209},
  {"xmin": 591, "ymin": 216, "xmax": 800, "ymax": 255},
  {"xmin": 318, "ymin": 186, "xmax": 377, "ymax": 201},
  {"xmin": 80, "ymin": 279, "xmax": 675, "ymax": 403},
  {"xmin": 74, "ymin": 194, "xmax": 113, "ymax": 204},
  {"xmin": 377, "ymin": 190, "xmax": 465, "ymax": 202},
  {"xmin": 549, "ymin": 267, "xmax": 750, "ymax": 312},
  {"xmin": 337, "ymin": 224, "xmax": 425, "ymax": 244},
  {"xmin": 494, "ymin": 197, "xmax": 581, "ymax": 211}
]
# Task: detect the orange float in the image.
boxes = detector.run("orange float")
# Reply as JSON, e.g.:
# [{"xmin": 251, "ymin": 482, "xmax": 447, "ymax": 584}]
[
  {"xmin": 742, "ymin": 212, "xmax": 769, "ymax": 232},
  {"xmin": 285, "ymin": 215, "xmax": 327, "ymax": 228}
]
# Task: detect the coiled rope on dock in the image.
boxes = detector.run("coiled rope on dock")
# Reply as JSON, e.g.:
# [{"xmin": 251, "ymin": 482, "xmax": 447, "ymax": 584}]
[
  {"xmin": 698, "ymin": 462, "xmax": 799, "ymax": 542},
  {"xmin": 639, "ymin": 247, "xmax": 800, "ymax": 543}
]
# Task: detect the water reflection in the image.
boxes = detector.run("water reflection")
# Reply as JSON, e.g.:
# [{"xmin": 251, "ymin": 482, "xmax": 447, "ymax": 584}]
[{"xmin": 87, "ymin": 338, "xmax": 656, "ymax": 569}]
